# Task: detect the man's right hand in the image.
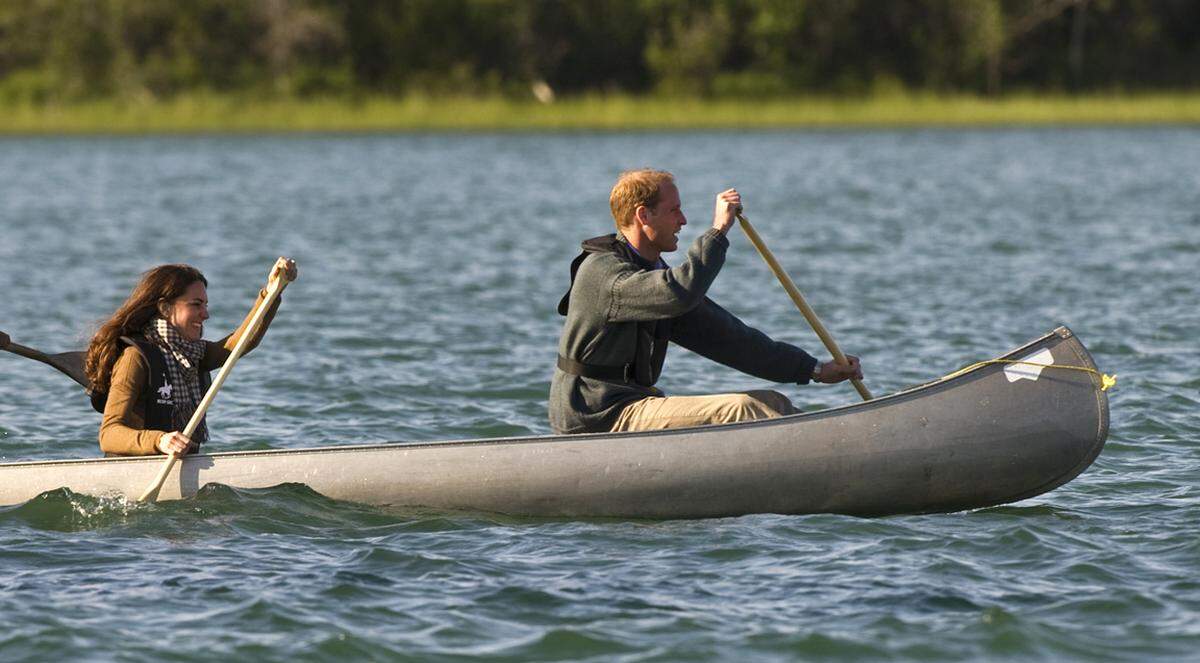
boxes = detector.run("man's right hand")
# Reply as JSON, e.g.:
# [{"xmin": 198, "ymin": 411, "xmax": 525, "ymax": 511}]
[
  {"xmin": 814, "ymin": 355, "xmax": 863, "ymax": 384},
  {"xmin": 712, "ymin": 188, "xmax": 742, "ymax": 235},
  {"xmin": 157, "ymin": 431, "xmax": 192, "ymax": 456}
]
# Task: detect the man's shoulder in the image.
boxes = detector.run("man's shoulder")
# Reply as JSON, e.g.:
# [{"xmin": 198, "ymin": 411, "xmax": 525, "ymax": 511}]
[{"xmin": 577, "ymin": 250, "xmax": 641, "ymax": 279}]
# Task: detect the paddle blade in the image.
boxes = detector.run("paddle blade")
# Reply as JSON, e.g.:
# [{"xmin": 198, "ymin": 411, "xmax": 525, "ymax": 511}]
[
  {"xmin": 44, "ymin": 351, "xmax": 90, "ymax": 389},
  {"xmin": 0, "ymin": 331, "xmax": 91, "ymax": 390}
]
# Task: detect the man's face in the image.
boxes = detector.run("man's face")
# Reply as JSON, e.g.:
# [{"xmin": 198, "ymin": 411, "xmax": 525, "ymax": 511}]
[{"xmin": 641, "ymin": 183, "xmax": 687, "ymax": 253}]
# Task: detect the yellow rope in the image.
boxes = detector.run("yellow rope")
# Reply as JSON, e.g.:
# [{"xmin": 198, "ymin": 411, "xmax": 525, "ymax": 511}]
[{"xmin": 945, "ymin": 359, "xmax": 1117, "ymax": 391}]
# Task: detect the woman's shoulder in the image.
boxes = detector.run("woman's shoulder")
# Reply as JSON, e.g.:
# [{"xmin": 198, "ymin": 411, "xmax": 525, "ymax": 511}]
[{"xmin": 112, "ymin": 342, "xmax": 151, "ymax": 375}]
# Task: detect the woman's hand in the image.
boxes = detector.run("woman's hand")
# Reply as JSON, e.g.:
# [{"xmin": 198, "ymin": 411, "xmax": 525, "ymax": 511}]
[
  {"xmin": 814, "ymin": 355, "xmax": 863, "ymax": 384},
  {"xmin": 269, "ymin": 257, "xmax": 298, "ymax": 285},
  {"xmin": 157, "ymin": 431, "xmax": 193, "ymax": 456}
]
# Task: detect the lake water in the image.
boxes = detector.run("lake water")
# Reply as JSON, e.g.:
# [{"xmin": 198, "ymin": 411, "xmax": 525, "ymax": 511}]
[{"xmin": 0, "ymin": 129, "xmax": 1196, "ymax": 660}]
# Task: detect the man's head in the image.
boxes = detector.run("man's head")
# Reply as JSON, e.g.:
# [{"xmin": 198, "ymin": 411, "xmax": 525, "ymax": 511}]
[{"xmin": 609, "ymin": 169, "xmax": 687, "ymax": 255}]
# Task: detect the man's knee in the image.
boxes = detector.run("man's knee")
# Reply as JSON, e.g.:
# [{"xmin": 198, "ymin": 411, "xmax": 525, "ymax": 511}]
[
  {"xmin": 716, "ymin": 391, "xmax": 795, "ymax": 423},
  {"xmin": 742, "ymin": 390, "xmax": 798, "ymax": 417}
]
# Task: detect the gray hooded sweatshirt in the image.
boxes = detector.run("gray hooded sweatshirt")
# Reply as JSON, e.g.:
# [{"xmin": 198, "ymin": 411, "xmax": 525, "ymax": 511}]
[{"xmin": 549, "ymin": 228, "xmax": 818, "ymax": 434}]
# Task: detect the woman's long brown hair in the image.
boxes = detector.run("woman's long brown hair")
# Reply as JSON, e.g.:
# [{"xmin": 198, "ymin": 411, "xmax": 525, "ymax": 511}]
[{"xmin": 85, "ymin": 264, "xmax": 208, "ymax": 393}]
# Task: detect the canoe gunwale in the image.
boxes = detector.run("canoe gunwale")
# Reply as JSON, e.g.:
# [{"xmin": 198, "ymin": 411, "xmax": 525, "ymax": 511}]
[{"xmin": 0, "ymin": 325, "xmax": 1106, "ymax": 473}]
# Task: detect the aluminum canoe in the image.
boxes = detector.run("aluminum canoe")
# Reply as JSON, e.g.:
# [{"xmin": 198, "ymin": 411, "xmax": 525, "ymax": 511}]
[{"xmin": 0, "ymin": 327, "xmax": 1109, "ymax": 518}]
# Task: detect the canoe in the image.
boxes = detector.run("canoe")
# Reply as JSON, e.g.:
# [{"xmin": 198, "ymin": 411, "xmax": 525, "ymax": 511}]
[{"xmin": 0, "ymin": 326, "xmax": 1109, "ymax": 518}]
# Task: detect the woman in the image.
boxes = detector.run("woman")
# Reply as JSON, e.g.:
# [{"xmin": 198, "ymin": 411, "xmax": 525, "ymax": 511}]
[{"xmin": 85, "ymin": 258, "xmax": 298, "ymax": 456}]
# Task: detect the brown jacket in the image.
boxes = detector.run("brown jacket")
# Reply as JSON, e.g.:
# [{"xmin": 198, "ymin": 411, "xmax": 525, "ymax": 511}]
[{"xmin": 99, "ymin": 288, "xmax": 281, "ymax": 455}]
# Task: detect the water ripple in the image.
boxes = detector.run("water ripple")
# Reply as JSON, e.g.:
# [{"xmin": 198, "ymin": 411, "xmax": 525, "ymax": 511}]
[{"xmin": 1, "ymin": 130, "xmax": 1198, "ymax": 660}]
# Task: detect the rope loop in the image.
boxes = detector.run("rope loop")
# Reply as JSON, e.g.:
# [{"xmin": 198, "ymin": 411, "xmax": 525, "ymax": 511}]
[{"xmin": 947, "ymin": 359, "xmax": 1117, "ymax": 391}]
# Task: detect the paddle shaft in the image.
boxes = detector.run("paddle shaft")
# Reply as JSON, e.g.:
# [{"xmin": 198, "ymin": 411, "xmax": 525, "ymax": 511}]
[
  {"xmin": 137, "ymin": 273, "xmax": 289, "ymax": 502},
  {"xmin": 736, "ymin": 214, "xmax": 873, "ymax": 401},
  {"xmin": 2, "ymin": 333, "xmax": 56, "ymax": 365}
]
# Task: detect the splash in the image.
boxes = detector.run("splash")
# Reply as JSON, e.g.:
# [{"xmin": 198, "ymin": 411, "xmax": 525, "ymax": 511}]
[{"xmin": 0, "ymin": 488, "xmax": 144, "ymax": 532}]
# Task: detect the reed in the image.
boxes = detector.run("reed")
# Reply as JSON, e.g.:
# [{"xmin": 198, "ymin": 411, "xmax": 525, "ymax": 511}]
[{"xmin": 2, "ymin": 92, "xmax": 1198, "ymax": 133}]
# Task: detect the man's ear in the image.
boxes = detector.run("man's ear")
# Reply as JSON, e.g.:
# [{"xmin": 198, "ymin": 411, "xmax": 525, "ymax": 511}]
[{"xmin": 633, "ymin": 204, "xmax": 650, "ymax": 226}]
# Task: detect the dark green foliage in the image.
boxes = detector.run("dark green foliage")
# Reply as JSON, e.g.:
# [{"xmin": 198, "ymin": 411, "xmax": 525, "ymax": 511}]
[{"xmin": 0, "ymin": 0, "xmax": 1195, "ymax": 102}]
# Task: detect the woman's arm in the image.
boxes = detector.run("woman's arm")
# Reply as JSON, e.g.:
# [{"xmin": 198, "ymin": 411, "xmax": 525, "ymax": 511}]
[
  {"xmin": 99, "ymin": 347, "xmax": 169, "ymax": 455},
  {"xmin": 202, "ymin": 259, "xmax": 296, "ymax": 371},
  {"xmin": 201, "ymin": 287, "xmax": 281, "ymax": 370}
]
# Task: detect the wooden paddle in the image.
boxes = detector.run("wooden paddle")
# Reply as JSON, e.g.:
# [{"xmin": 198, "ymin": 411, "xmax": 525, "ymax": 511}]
[
  {"xmin": 137, "ymin": 258, "xmax": 295, "ymax": 503},
  {"xmin": 0, "ymin": 331, "xmax": 90, "ymax": 389},
  {"xmin": 736, "ymin": 213, "xmax": 873, "ymax": 401}
]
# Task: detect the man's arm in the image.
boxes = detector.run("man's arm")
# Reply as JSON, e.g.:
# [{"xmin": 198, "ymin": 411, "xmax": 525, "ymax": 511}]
[
  {"xmin": 670, "ymin": 298, "xmax": 819, "ymax": 384},
  {"xmin": 605, "ymin": 188, "xmax": 744, "ymax": 323},
  {"xmin": 604, "ymin": 229, "xmax": 728, "ymax": 322}
]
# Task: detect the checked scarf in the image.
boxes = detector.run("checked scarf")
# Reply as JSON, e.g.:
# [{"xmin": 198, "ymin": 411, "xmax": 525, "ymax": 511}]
[{"xmin": 143, "ymin": 317, "xmax": 209, "ymax": 445}]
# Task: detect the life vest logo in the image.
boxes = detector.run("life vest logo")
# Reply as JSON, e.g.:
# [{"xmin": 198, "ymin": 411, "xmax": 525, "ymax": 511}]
[{"xmin": 157, "ymin": 382, "xmax": 174, "ymax": 405}]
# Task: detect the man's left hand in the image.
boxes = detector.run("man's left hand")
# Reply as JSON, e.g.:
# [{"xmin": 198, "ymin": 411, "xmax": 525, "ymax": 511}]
[{"xmin": 712, "ymin": 188, "xmax": 743, "ymax": 235}]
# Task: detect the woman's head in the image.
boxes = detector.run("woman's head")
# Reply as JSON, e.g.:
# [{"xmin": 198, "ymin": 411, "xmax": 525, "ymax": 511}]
[
  {"xmin": 159, "ymin": 279, "xmax": 210, "ymax": 342},
  {"xmin": 85, "ymin": 264, "xmax": 208, "ymax": 393}
]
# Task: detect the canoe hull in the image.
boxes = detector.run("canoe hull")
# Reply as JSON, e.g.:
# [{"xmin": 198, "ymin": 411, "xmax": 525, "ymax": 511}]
[{"xmin": 0, "ymin": 327, "xmax": 1108, "ymax": 518}]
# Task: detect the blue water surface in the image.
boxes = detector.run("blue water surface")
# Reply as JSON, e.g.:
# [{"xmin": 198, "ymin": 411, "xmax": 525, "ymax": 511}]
[{"xmin": 0, "ymin": 129, "xmax": 1197, "ymax": 661}]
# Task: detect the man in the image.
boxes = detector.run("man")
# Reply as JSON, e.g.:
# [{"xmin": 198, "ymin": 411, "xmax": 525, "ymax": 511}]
[{"xmin": 549, "ymin": 168, "xmax": 862, "ymax": 434}]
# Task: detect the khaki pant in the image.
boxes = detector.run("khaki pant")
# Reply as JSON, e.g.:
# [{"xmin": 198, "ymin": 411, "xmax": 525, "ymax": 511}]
[{"xmin": 611, "ymin": 389, "xmax": 798, "ymax": 432}]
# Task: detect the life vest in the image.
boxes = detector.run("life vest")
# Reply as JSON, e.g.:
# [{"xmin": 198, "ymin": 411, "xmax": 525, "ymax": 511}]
[
  {"xmin": 89, "ymin": 336, "xmax": 212, "ymax": 438},
  {"xmin": 556, "ymin": 234, "xmax": 672, "ymax": 388}
]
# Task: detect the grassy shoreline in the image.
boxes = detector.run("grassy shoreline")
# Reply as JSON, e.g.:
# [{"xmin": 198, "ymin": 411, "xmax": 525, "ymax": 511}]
[{"xmin": 2, "ymin": 93, "xmax": 1199, "ymax": 133}]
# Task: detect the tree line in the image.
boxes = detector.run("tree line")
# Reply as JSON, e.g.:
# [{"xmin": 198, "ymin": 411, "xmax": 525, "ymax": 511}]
[{"xmin": 0, "ymin": 0, "xmax": 1196, "ymax": 104}]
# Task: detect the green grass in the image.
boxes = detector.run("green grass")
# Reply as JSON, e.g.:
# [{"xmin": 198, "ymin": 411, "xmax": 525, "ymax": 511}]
[{"xmin": 2, "ymin": 92, "xmax": 1199, "ymax": 133}]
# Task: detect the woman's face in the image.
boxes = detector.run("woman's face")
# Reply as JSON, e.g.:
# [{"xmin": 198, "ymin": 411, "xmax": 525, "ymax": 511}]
[{"xmin": 164, "ymin": 281, "xmax": 209, "ymax": 341}]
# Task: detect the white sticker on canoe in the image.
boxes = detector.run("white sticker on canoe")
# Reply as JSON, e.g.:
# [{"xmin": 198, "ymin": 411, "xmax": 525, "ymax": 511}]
[{"xmin": 1005, "ymin": 348, "xmax": 1054, "ymax": 383}]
